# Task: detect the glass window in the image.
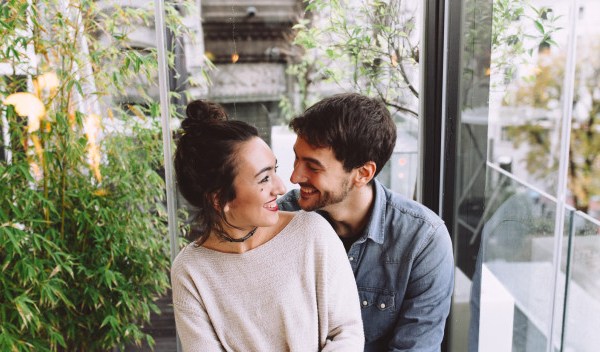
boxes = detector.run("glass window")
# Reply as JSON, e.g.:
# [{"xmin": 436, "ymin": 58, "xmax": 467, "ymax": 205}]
[{"xmin": 449, "ymin": 0, "xmax": 600, "ymax": 351}]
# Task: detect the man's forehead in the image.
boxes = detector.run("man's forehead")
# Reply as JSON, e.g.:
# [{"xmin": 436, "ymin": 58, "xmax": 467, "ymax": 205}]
[
  {"xmin": 294, "ymin": 137, "xmax": 341, "ymax": 167},
  {"xmin": 294, "ymin": 137, "xmax": 331, "ymax": 154}
]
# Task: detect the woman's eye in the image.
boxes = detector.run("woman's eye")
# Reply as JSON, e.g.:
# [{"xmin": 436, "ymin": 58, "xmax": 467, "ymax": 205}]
[{"xmin": 259, "ymin": 176, "xmax": 270, "ymax": 184}]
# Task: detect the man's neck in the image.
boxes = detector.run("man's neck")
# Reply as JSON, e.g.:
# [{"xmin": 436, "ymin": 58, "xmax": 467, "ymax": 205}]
[{"xmin": 322, "ymin": 182, "xmax": 375, "ymax": 239}]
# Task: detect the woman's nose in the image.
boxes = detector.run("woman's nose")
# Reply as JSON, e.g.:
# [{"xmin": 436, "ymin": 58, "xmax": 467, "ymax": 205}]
[{"xmin": 273, "ymin": 174, "xmax": 286, "ymax": 195}]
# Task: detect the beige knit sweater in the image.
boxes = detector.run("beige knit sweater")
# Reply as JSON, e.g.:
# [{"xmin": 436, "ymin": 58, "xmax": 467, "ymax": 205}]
[{"xmin": 171, "ymin": 211, "xmax": 364, "ymax": 352}]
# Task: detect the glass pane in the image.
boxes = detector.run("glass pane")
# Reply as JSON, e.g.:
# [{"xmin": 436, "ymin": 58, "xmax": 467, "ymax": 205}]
[
  {"xmin": 477, "ymin": 169, "xmax": 557, "ymax": 351},
  {"xmin": 451, "ymin": 0, "xmax": 599, "ymax": 351},
  {"xmin": 567, "ymin": 1, "xmax": 600, "ymax": 220},
  {"xmin": 488, "ymin": 1, "xmax": 572, "ymax": 197},
  {"xmin": 449, "ymin": 0, "xmax": 494, "ymax": 350},
  {"xmin": 561, "ymin": 210, "xmax": 600, "ymax": 352}
]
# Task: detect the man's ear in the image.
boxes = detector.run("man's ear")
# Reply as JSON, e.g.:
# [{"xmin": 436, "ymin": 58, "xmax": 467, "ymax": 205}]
[{"xmin": 353, "ymin": 161, "xmax": 376, "ymax": 187}]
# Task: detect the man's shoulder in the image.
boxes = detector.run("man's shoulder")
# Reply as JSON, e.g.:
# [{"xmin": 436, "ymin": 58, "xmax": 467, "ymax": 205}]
[
  {"xmin": 378, "ymin": 183, "xmax": 445, "ymax": 227},
  {"xmin": 369, "ymin": 184, "xmax": 449, "ymax": 251},
  {"xmin": 277, "ymin": 189, "xmax": 301, "ymax": 211}
]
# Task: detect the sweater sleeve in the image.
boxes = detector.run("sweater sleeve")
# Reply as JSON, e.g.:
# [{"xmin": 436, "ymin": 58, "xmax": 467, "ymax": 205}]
[
  {"xmin": 316, "ymin": 218, "xmax": 365, "ymax": 351},
  {"xmin": 171, "ymin": 254, "xmax": 225, "ymax": 352}
]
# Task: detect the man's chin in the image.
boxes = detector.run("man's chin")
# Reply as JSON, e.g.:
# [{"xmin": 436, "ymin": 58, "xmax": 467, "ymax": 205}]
[{"xmin": 298, "ymin": 198, "xmax": 321, "ymax": 212}]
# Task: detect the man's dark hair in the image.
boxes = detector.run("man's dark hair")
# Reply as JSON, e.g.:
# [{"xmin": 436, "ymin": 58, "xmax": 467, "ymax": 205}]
[{"xmin": 289, "ymin": 93, "xmax": 396, "ymax": 177}]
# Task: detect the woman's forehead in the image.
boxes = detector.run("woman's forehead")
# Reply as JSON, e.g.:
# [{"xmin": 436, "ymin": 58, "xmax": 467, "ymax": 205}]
[{"xmin": 236, "ymin": 138, "xmax": 276, "ymax": 173}]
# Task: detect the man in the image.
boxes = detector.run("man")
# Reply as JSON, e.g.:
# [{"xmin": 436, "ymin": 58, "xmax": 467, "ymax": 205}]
[{"xmin": 277, "ymin": 93, "xmax": 454, "ymax": 351}]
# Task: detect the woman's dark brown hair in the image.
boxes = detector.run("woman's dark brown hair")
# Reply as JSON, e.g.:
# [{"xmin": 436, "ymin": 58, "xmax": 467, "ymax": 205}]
[{"xmin": 174, "ymin": 100, "xmax": 258, "ymax": 244}]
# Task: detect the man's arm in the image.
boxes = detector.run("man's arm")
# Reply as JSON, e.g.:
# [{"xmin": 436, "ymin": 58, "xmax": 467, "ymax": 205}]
[{"xmin": 389, "ymin": 224, "xmax": 454, "ymax": 352}]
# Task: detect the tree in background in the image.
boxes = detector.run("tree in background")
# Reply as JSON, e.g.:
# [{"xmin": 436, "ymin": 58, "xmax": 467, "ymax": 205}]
[
  {"xmin": 281, "ymin": 0, "xmax": 420, "ymax": 122},
  {"xmin": 0, "ymin": 1, "xmax": 198, "ymax": 350},
  {"xmin": 505, "ymin": 42, "xmax": 600, "ymax": 214},
  {"xmin": 283, "ymin": 0, "xmax": 555, "ymax": 122}
]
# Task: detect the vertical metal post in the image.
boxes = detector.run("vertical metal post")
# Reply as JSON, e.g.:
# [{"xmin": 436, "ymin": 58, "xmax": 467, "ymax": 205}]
[
  {"xmin": 154, "ymin": 1, "xmax": 181, "ymax": 351},
  {"xmin": 418, "ymin": 0, "xmax": 446, "ymax": 212},
  {"xmin": 547, "ymin": 0, "xmax": 579, "ymax": 350},
  {"xmin": 154, "ymin": 0, "xmax": 179, "ymax": 270}
]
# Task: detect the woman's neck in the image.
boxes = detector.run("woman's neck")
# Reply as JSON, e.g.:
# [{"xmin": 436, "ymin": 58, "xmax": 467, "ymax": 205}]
[{"xmin": 202, "ymin": 212, "xmax": 294, "ymax": 254}]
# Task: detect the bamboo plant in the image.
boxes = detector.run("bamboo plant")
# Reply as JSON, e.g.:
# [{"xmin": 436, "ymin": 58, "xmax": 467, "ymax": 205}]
[{"xmin": 0, "ymin": 0, "xmax": 196, "ymax": 350}]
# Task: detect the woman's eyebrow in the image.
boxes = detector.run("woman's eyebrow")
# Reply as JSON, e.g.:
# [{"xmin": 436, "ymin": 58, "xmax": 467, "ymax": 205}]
[{"xmin": 254, "ymin": 159, "xmax": 278, "ymax": 177}]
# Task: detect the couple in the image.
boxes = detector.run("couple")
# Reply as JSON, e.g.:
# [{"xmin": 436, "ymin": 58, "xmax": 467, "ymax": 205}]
[{"xmin": 171, "ymin": 93, "xmax": 454, "ymax": 352}]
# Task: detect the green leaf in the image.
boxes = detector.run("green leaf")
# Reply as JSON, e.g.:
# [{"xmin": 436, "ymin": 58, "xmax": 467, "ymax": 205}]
[{"xmin": 534, "ymin": 20, "xmax": 544, "ymax": 34}]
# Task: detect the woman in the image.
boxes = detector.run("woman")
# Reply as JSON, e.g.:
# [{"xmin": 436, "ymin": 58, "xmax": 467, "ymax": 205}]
[{"xmin": 171, "ymin": 100, "xmax": 364, "ymax": 351}]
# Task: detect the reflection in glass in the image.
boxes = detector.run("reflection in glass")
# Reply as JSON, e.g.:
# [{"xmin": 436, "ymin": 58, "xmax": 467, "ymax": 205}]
[
  {"xmin": 474, "ymin": 168, "xmax": 558, "ymax": 351},
  {"xmin": 488, "ymin": 1, "xmax": 570, "ymax": 197},
  {"xmin": 464, "ymin": 1, "xmax": 600, "ymax": 352},
  {"xmin": 561, "ymin": 211, "xmax": 600, "ymax": 352}
]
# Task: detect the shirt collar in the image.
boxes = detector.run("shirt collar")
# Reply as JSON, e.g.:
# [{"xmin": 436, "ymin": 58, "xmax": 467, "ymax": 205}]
[{"xmin": 362, "ymin": 179, "xmax": 387, "ymax": 244}]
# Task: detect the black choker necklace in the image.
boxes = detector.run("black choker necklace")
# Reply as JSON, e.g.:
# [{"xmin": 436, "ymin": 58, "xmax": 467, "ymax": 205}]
[{"xmin": 219, "ymin": 227, "xmax": 258, "ymax": 243}]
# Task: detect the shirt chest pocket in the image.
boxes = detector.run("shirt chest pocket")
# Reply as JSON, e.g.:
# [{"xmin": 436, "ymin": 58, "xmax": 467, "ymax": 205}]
[{"xmin": 358, "ymin": 288, "xmax": 397, "ymax": 342}]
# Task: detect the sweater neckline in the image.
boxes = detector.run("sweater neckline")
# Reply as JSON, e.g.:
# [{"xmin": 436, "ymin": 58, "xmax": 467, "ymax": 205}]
[{"xmin": 194, "ymin": 212, "xmax": 303, "ymax": 257}]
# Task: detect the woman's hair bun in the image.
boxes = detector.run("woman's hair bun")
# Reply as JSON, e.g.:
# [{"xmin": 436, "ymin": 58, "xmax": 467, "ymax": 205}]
[{"xmin": 181, "ymin": 100, "xmax": 228, "ymax": 132}]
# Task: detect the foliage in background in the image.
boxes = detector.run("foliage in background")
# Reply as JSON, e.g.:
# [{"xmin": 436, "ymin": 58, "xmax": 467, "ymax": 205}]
[
  {"xmin": 504, "ymin": 44, "xmax": 600, "ymax": 213},
  {"xmin": 281, "ymin": 0, "xmax": 420, "ymax": 122},
  {"xmin": 283, "ymin": 0, "xmax": 556, "ymax": 122},
  {"xmin": 491, "ymin": 0, "xmax": 560, "ymax": 88},
  {"xmin": 0, "ymin": 0, "xmax": 196, "ymax": 350}
]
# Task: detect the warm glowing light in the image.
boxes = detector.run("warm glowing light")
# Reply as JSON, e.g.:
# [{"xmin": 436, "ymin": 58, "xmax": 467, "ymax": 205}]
[
  {"xmin": 231, "ymin": 53, "xmax": 239, "ymax": 63},
  {"xmin": 485, "ymin": 67, "xmax": 491, "ymax": 76},
  {"xmin": 398, "ymin": 157, "xmax": 407, "ymax": 166},
  {"xmin": 84, "ymin": 114, "xmax": 102, "ymax": 182},
  {"xmin": 30, "ymin": 134, "xmax": 44, "ymax": 163},
  {"xmin": 36, "ymin": 72, "xmax": 59, "ymax": 91},
  {"xmin": 397, "ymin": 172, "xmax": 405, "ymax": 179},
  {"xmin": 3, "ymin": 92, "xmax": 46, "ymax": 132},
  {"xmin": 205, "ymin": 51, "xmax": 216, "ymax": 61},
  {"xmin": 30, "ymin": 161, "xmax": 43, "ymax": 182},
  {"xmin": 391, "ymin": 53, "xmax": 398, "ymax": 67}
]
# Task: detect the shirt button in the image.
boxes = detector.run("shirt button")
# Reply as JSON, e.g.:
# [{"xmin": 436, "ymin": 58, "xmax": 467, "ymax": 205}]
[
  {"xmin": 380, "ymin": 303, "xmax": 386, "ymax": 309},
  {"xmin": 349, "ymin": 256, "xmax": 354, "ymax": 261},
  {"xmin": 362, "ymin": 300, "xmax": 368, "ymax": 306}
]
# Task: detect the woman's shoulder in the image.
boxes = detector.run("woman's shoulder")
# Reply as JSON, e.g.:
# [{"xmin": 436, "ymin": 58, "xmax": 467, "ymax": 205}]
[
  {"xmin": 281, "ymin": 211, "xmax": 338, "ymax": 240},
  {"xmin": 171, "ymin": 242, "xmax": 206, "ymax": 274},
  {"xmin": 282, "ymin": 210, "xmax": 329, "ymax": 226}
]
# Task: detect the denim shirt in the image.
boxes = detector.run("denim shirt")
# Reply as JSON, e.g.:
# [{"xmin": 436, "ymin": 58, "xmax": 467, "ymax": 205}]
[{"xmin": 277, "ymin": 179, "xmax": 454, "ymax": 352}]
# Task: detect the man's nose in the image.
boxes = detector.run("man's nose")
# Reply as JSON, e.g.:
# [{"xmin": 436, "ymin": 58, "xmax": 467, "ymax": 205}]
[{"xmin": 290, "ymin": 166, "xmax": 305, "ymax": 184}]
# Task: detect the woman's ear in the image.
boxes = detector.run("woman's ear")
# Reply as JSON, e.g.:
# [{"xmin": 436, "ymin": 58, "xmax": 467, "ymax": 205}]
[
  {"xmin": 211, "ymin": 192, "xmax": 222, "ymax": 211},
  {"xmin": 211, "ymin": 191, "xmax": 231, "ymax": 213},
  {"xmin": 353, "ymin": 161, "xmax": 376, "ymax": 187}
]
